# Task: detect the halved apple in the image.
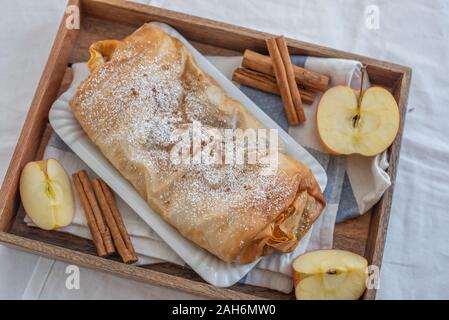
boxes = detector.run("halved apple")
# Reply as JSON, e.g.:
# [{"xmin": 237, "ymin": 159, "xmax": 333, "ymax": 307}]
[
  {"xmin": 20, "ymin": 159, "xmax": 74, "ymax": 230},
  {"xmin": 293, "ymin": 249, "xmax": 368, "ymax": 300},
  {"xmin": 317, "ymin": 86, "xmax": 400, "ymax": 156}
]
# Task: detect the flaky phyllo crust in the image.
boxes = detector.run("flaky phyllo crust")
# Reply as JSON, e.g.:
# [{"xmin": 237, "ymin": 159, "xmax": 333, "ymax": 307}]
[{"xmin": 71, "ymin": 24, "xmax": 325, "ymax": 264}]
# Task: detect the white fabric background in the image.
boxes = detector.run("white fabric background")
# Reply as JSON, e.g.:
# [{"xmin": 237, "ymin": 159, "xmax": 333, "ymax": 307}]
[{"xmin": 1, "ymin": 0, "xmax": 448, "ymax": 299}]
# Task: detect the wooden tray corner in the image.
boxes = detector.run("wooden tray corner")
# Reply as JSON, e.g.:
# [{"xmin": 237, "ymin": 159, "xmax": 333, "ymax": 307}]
[{"xmin": 0, "ymin": 0, "xmax": 411, "ymax": 300}]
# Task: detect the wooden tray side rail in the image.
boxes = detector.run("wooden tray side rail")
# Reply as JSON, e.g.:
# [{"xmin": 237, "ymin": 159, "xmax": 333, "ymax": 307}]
[
  {"xmin": 363, "ymin": 71, "xmax": 411, "ymax": 299},
  {"xmin": 0, "ymin": 0, "xmax": 81, "ymax": 232},
  {"xmin": 0, "ymin": 0, "xmax": 411, "ymax": 300},
  {"xmin": 84, "ymin": 0, "xmax": 408, "ymax": 89}
]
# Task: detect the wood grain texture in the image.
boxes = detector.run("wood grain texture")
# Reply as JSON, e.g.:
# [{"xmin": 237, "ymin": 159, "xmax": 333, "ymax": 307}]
[
  {"xmin": 334, "ymin": 212, "xmax": 371, "ymax": 256},
  {"xmin": 362, "ymin": 69, "xmax": 411, "ymax": 300},
  {"xmin": 70, "ymin": 16, "xmax": 241, "ymax": 64},
  {"xmin": 0, "ymin": 0, "xmax": 412, "ymax": 300},
  {"xmin": 83, "ymin": 0, "xmax": 411, "ymax": 76},
  {"xmin": 58, "ymin": 68, "xmax": 74, "ymax": 96},
  {"xmin": 10, "ymin": 205, "xmax": 291, "ymax": 299},
  {"xmin": 0, "ymin": 0, "xmax": 80, "ymax": 232},
  {"xmin": 0, "ymin": 231, "xmax": 263, "ymax": 300}
]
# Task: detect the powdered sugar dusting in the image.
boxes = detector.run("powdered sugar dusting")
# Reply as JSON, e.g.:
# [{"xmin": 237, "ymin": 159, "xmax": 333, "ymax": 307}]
[{"xmin": 74, "ymin": 31, "xmax": 299, "ymax": 252}]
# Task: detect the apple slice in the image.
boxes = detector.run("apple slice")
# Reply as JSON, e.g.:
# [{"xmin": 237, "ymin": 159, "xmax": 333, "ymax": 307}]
[
  {"xmin": 20, "ymin": 159, "xmax": 74, "ymax": 230},
  {"xmin": 317, "ymin": 86, "xmax": 400, "ymax": 156},
  {"xmin": 293, "ymin": 249, "xmax": 368, "ymax": 300}
]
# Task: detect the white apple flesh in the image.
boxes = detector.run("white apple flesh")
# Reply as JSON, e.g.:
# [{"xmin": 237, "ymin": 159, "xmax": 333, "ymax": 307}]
[
  {"xmin": 20, "ymin": 159, "xmax": 74, "ymax": 230},
  {"xmin": 293, "ymin": 249, "xmax": 368, "ymax": 300},
  {"xmin": 317, "ymin": 86, "xmax": 400, "ymax": 156}
]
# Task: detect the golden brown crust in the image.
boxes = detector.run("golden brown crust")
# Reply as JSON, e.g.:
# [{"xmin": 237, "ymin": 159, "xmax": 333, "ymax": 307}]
[{"xmin": 71, "ymin": 24, "xmax": 325, "ymax": 263}]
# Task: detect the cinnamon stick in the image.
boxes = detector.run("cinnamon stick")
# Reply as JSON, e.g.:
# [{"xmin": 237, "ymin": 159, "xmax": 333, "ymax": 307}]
[
  {"xmin": 72, "ymin": 173, "xmax": 107, "ymax": 257},
  {"xmin": 232, "ymin": 67, "xmax": 316, "ymax": 104},
  {"xmin": 77, "ymin": 170, "xmax": 115, "ymax": 255},
  {"xmin": 92, "ymin": 179, "xmax": 136, "ymax": 264},
  {"xmin": 266, "ymin": 37, "xmax": 299, "ymax": 125},
  {"xmin": 98, "ymin": 179, "xmax": 137, "ymax": 261},
  {"xmin": 275, "ymin": 36, "xmax": 305, "ymax": 122},
  {"xmin": 242, "ymin": 49, "xmax": 329, "ymax": 92}
]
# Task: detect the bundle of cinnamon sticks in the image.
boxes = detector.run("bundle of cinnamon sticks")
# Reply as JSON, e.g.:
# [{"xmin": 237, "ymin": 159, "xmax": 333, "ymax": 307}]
[
  {"xmin": 72, "ymin": 170, "xmax": 137, "ymax": 264},
  {"xmin": 232, "ymin": 37, "xmax": 330, "ymax": 126}
]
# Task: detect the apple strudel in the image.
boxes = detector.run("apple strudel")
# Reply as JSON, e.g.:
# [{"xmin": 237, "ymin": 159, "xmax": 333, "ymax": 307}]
[{"xmin": 71, "ymin": 24, "xmax": 325, "ymax": 264}]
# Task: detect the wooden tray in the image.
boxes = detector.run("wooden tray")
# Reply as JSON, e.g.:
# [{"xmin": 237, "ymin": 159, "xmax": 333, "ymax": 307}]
[{"xmin": 0, "ymin": 0, "xmax": 411, "ymax": 300}]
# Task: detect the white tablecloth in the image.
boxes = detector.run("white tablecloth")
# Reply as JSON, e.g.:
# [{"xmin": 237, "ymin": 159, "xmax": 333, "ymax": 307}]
[{"xmin": 1, "ymin": 0, "xmax": 449, "ymax": 299}]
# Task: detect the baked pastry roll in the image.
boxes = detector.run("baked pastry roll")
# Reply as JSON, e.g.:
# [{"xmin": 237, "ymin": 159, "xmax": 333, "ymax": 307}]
[{"xmin": 71, "ymin": 23, "xmax": 325, "ymax": 264}]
